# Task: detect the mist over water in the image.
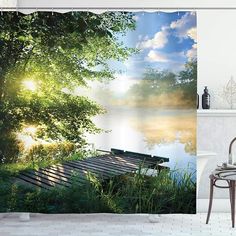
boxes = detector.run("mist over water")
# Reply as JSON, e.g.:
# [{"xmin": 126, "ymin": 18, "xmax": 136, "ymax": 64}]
[{"xmin": 87, "ymin": 107, "xmax": 196, "ymax": 175}]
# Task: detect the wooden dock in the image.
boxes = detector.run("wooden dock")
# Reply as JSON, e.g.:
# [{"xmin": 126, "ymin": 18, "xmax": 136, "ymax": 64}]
[{"xmin": 16, "ymin": 148, "xmax": 169, "ymax": 190}]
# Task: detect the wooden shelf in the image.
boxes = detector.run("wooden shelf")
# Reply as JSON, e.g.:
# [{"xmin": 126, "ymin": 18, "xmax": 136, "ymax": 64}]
[{"xmin": 197, "ymin": 109, "xmax": 236, "ymax": 117}]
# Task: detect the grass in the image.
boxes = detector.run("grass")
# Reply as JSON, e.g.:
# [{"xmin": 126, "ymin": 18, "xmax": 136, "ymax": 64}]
[{"xmin": 0, "ymin": 158, "xmax": 196, "ymax": 214}]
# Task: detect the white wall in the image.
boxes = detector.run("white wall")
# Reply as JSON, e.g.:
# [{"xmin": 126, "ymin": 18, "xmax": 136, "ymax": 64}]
[
  {"xmin": 197, "ymin": 11, "xmax": 236, "ymax": 211},
  {"xmin": 2, "ymin": 0, "xmax": 236, "ymax": 10},
  {"xmin": 198, "ymin": 10, "xmax": 236, "ymax": 109},
  {"xmin": 13, "ymin": 0, "xmax": 236, "ymax": 9}
]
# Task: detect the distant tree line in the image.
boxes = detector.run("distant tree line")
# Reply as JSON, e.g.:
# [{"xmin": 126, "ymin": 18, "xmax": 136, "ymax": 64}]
[{"xmin": 126, "ymin": 59, "xmax": 197, "ymax": 108}]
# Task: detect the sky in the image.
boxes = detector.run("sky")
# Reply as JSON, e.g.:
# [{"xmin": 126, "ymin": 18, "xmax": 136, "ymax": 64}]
[
  {"xmin": 79, "ymin": 11, "xmax": 197, "ymax": 97},
  {"xmin": 105, "ymin": 11, "xmax": 197, "ymax": 94}
]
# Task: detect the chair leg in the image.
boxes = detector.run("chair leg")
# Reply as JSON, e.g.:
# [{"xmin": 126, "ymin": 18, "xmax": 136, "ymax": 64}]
[
  {"xmin": 206, "ymin": 178, "xmax": 214, "ymax": 224},
  {"xmin": 231, "ymin": 181, "xmax": 235, "ymax": 228},
  {"xmin": 229, "ymin": 181, "xmax": 232, "ymax": 206}
]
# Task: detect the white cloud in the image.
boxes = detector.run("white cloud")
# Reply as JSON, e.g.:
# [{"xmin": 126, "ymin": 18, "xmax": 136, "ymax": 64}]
[
  {"xmin": 187, "ymin": 27, "xmax": 197, "ymax": 43},
  {"xmin": 146, "ymin": 50, "xmax": 169, "ymax": 63},
  {"xmin": 170, "ymin": 12, "xmax": 197, "ymax": 42},
  {"xmin": 132, "ymin": 15, "xmax": 139, "ymax": 22},
  {"xmin": 186, "ymin": 43, "xmax": 197, "ymax": 61},
  {"xmin": 137, "ymin": 29, "xmax": 168, "ymax": 49}
]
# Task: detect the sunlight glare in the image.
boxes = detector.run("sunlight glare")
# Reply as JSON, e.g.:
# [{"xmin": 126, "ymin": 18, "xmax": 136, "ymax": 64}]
[
  {"xmin": 17, "ymin": 134, "xmax": 36, "ymax": 150},
  {"xmin": 22, "ymin": 80, "xmax": 37, "ymax": 92},
  {"xmin": 23, "ymin": 126, "xmax": 37, "ymax": 135}
]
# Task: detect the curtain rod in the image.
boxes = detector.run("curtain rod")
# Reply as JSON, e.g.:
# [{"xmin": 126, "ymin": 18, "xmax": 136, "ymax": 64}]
[{"xmin": 1, "ymin": 7, "xmax": 236, "ymax": 10}]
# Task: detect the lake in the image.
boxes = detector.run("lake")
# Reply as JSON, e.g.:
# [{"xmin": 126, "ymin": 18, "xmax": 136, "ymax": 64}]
[{"xmin": 87, "ymin": 107, "xmax": 196, "ymax": 175}]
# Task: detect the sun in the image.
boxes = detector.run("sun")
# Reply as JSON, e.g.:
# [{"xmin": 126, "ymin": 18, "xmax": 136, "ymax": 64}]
[
  {"xmin": 17, "ymin": 126, "xmax": 38, "ymax": 150},
  {"xmin": 22, "ymin": 80, "xmax": 37, "ymax": 92},
  {"xmin": 22, "ymin": 126, "xmax": 38, "ymax": 136}
]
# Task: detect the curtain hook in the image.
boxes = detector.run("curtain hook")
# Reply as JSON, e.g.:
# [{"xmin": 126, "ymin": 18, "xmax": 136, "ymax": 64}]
[
  {"xmin": 71, "ymin": 8, "xmax": 74, "ymax": 15},
  {"xmin": 52, "ymin": 8, "xmax": 54, "ymax": 15},
  {"xmin": 178, "ymin": 10, "xmax": 180, "ymax": 16},
  {"xmin": 1, "ymin": 8, "xmax": 3, "ymax": 16},
  {"xmin": 158, "ymin": 8, "xmax": 160, "ymax": 15},
  {"xmin": 142, "ymin": 8, "xmax": 144, "ymax": 16}
]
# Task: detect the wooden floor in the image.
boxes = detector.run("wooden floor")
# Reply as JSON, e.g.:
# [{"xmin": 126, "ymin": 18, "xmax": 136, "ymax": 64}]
[{"xmin": 16, "ymin": 149, "xmax": 169, "ymax": 190}]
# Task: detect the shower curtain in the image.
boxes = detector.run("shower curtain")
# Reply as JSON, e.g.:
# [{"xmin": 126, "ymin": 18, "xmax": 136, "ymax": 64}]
[{"xmin": 0, "ymin": 11, "xmax": 197, "ymax": 214}]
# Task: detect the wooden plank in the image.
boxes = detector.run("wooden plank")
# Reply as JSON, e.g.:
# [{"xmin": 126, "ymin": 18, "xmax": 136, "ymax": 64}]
[
  {"xmin": 54, "ymin": 163, "xmax": 98, "ymax": 179},
  {"xmin": 77, "ymin": 159, "xmax": 128, "ymax": 174},
  {"xmin": 19, "ymin": 172, "xmax": 56, "ymax": 188},
  {"xmin": 68, "ymin": 160, "xmax": 123, "ymax": 176},
  {"xmin": 118, "ymin": 155, "xmax": 160, "ymax": 167},
  {"xmin": 60, "ymin": 162, "xmax": 107, "ymax": 177},
  {"xmin": 27, "ymin": 170, "xmax": 71, "ymax": 187},
  {"xmin": 125, "ymin": 151, "xmax": 152, "ymax": 159},
  {"xmin": 41, "ymin": 166, "xmax": 73, "ymax": 178},
  {"xmin": 96, "ymin": 155, "xmax": 139, "ymax": 167},
  {"xmin": 89, "ymin": 158, "xmax": 137, "ymax": 170},
  {"xmin": 65, "ymin": 162, "xmax": 116, "ymax": 178},
  {"xmin": 43, "ymin": 166, "xmax": 87, "ymax": 184},
  {"xmin": 49, "ymin": 164, "xmax": 84, "ymax": 176},
  {"xmin": 110, "ymin": 148, "xmax": 169, "ymax": 163},
  {"xmin": 103, "ymin": 156, "xmax": 146, "ymax": 168},
  {"xmin": 78, "ymin": 158, "xmax": 135, "ymax": 171},
  {"xmin": 112, "ymin": 155, "xmax": 150, "ymax": 166},
  {"xmin": 120, "ymin": 154, "xmax": 159, "ymax": 164},
  {"xmin": 16, "ymin": 175, "xmax": 52, "ymax": 190},
  {"xmin": 111, "ymin": 148, "xmax": 125, "ymax": 155},
  {"xmin": 37, "ymin": 169, "xmax": 72, "ymax": 183},
  {"xmin": 152, "ymin": 156, "xmax": 169, "ymax": 163},
  {"xmin": 87, "ymin": 158, "xmax": 137, "ymax": 172}
]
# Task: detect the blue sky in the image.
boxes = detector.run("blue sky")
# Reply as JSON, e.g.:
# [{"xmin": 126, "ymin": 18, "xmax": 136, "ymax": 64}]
[
  {"xmin": 82, "ymin": 12, "xmax": 197, "ymax": 97},
  {"xmin": 107, "ymin": 11, "xmax": 197, "ymax": 89}
]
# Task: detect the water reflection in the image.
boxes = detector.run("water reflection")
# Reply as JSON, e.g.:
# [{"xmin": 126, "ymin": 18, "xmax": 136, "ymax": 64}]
[
  {"xmin": 129, "ymin": 111, "xmax": 196, "ymax": 155},
  {"xmin": 87, "ymin": 108, "xmax": 196, "ymax": 173}
]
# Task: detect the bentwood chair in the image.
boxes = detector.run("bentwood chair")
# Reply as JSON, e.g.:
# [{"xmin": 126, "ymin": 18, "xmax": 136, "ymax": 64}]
[{"xmin": 206, "ymin": 137, "xmax": 236, "ymax": 228}]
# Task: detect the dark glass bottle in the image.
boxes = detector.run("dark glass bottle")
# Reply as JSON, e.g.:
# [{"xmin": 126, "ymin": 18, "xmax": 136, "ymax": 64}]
[{"xmin": 202, "ymin": 86, "xmax": 210, "ymax": 109}]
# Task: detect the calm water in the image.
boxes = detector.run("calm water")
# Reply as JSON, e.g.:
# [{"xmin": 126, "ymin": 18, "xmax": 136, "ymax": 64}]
[{"xmin": 87, "ymin": 107, "xmax": 196, "ymax": 175}]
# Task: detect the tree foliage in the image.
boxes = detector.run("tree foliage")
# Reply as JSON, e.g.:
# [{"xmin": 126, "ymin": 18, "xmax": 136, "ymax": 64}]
[
  {"xmin": 0, "ymin": 12, "xmax": 136, "ymax": 162},
  {"xmin": 178, "ymin": 59, "xmax": 197, "ymax": 100},
  {"xmin": 126, "ymin": 60, "xmax": 197, "ymax": 107}
]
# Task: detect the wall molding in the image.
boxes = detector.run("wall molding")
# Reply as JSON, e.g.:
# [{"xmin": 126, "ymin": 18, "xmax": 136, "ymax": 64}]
[{"xmin": 197, "ymin": 109, "xmax": 236, "ymax": 117}]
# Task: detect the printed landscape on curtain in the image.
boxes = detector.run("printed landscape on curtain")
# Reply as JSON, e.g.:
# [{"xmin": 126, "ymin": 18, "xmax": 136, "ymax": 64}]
[{"xmin": 0, "ymin": 11, "xmax": 197, "ymax": 213}]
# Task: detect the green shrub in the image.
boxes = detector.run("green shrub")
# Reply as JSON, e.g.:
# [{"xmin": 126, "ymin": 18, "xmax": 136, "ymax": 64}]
[
  {"xmin": 0, "ymin": 133, "xmax": 20, "ymax": 163},
  {"xmin": 0, "ymin": 166, "xmax": 196, "ymax": 214},
  {"xmin": 20, "ymin": 141, "xmax": 77, "ymax": 163}
]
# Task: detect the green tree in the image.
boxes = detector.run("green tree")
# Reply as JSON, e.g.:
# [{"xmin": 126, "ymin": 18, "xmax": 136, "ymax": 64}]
[
  {"xmin": 0, "ymin": 12, "xmax": 136, "ymax": 162},
  {"xmin": 178, "ymin": 59, "xmax": 197, "ymax": 102},
  {"xmin": 125, "ymin": 60, "xmax": 197, "ymax": 108},
  {"xmin": 128, "ymin": 69, "xmax": 177, "ymax": 99}
]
